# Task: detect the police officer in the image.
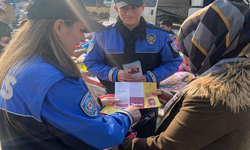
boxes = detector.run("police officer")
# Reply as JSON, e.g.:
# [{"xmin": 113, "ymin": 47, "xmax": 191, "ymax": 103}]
[
  {"xmin": 0, "ymin": 0, "xmax": 141, "ymax": 149},
  {"xmin": 84, "ymin": 0, "xmax": 182, "ymax": 138}
]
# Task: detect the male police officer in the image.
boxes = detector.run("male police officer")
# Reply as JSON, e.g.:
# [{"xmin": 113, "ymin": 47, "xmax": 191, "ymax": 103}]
[{"xmin": 84, "ymin": 0, "xmax": 182, "ymax": 138}]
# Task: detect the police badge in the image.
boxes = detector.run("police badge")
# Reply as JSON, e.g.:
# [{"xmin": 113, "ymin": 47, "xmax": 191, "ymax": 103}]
[{"xmin": 146, "ymin": 34, "xmax": 156, "ymax": 45}]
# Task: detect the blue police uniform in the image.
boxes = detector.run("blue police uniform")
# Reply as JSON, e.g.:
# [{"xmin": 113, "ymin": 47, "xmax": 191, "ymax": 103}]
[
  {"xmin": 84, "ymin": 17, "xmax": 182, "ymax": 138},
  {"xmin": 0, "ymin": 56, "xmax": 133, "ymax": 150},
  {"xmin": 84, "ymin": 17, "xmax": 182, "ymax": 94}
]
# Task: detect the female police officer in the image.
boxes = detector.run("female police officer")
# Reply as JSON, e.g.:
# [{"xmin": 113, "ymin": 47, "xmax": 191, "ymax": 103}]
[{"xmin": 0, "ymin": 0, "xmax": 141, "ymax": 149}]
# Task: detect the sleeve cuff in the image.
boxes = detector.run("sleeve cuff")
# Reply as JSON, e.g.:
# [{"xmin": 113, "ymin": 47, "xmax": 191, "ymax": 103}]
[
  {"xmin": 96, "ymin": 97, "xmax": 103, "ymax": 109},
  {"xmin": 145, "ymin": 71, "xmax": 157, "ymax": 82},
  {"xmin": 108, "ymin": 67, "xmax": 118, "ymax": 82},
  {"xmin": 117, "ymin": 110, "xmax": 134, "ymax": 126},
  {"xmin": 112, "ymin": 69, "xmax": 119, "ymax": 82}
]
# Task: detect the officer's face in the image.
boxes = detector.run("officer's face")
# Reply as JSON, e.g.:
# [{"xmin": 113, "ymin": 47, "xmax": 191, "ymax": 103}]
[
  {"xmin": 114, "ymin": 4, "xmax": 145, "ymax": 30},
  {"xmin": 55, "ymin": 20, "xmax": 86, "ymax": 56}
]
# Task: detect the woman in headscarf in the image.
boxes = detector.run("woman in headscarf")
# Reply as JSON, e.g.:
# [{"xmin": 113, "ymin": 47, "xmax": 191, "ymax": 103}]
[{"xmin": 121, "ymin": 0, "xmax": 250, "ymax": 149}]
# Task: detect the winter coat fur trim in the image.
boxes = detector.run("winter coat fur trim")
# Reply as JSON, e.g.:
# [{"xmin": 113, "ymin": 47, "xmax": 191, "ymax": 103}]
[{"xmin": 183, "ymin": 59, "xmax": 250, "ymax": 113}]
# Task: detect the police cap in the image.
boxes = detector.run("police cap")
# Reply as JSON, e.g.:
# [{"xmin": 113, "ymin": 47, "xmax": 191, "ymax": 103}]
[
  {"xmin": 27, "ymin": 0, "xmax": 104, "ymax": 32},
  {"xmin": 114, "ymin": 0, "xmax": 143, "ymax": 8}
]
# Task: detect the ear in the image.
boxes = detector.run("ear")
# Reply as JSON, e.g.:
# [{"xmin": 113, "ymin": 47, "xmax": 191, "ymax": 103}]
[
  {"xmin": 114, "ymin": 5, "xmax": 119, "ymax": 14},
  {"xmin": 141, "ymin": 3, "xmax": 146, "ymax": 11},
  {"xmin": 54, "ymin": 19, "xmax": 66, "ymax": 36}
]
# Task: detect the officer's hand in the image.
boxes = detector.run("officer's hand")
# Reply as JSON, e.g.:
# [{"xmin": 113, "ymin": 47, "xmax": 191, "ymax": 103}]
[
  {"xmin": 101, "ymin": 97, "xmax": 121, "ymax": 106},
  {"xmin": 125, "ymin": 104, "xmax": 142, "ymax": 122},
  {"xmin": 133, "ymin": 76, "xmax": 147, "ymax": 82},
  {"xmin": 117, "ymin": 70, "xmax": 134, "ymax": 82}
]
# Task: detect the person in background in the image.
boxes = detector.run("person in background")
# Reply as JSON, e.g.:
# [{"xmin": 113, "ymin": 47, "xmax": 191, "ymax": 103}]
[
  {"xmin": 0, "ymin": 0, "xmax": 141, "ymax": 149},
  {"xmin": 84, "ymin": 0, "xmax": 182, "ymax": 138},
  {"xmin": 120, "ymin": 0, "xmax": 250, "ymax": 149},
  {"xmin": 73, "ymin": 32, "xmax": 94, "ymax": 58},
  {"xmin": 0, "ymin": 6, "xmax": 11, "ymax": 53},
  {"xmin": 159, "ymin": 19, "xmax": 176, "ymax": 40}
]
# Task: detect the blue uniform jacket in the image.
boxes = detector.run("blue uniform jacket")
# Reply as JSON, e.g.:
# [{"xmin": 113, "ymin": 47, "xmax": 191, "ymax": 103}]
[
  {"xmin": 0, "ymin": 56, "xmax": 131, "ymax": 149},
  {"xmin": 84, "ymin": 22, "xmax": 182, "ymax": 84}
]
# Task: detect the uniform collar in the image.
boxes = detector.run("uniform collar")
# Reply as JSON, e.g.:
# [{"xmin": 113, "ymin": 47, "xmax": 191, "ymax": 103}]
[{"xmin": 115, "ymin": 17, "xmax": 147, "ymax": 43}]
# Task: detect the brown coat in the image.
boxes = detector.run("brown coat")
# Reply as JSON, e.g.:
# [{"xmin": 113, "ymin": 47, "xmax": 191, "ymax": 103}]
[{"xmin": 122, "ymin": 61, "xmax": 250, "ymax": 150}]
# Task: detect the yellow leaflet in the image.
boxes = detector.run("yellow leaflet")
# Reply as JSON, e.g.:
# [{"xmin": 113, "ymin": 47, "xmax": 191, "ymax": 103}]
[
  {"xmin": 100, "ymin": 105, "xmax": 121, "ymax": 114},
  {"xmin": 143, "ymin": 82, "xmax": 161, "ymax": 108}
]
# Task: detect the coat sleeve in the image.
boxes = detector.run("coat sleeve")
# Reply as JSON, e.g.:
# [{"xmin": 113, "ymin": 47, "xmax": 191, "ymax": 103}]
[
  {"xmin": 122, "ymin": 97, "xmax": 227, "ymax": 150},
  {"xmin": 144, "ymin": 35, "xmax": 183, "ymax": 83},
  {"xmin": 41, "ymin": 78, "xmax": 131, "ymax": 149},
  {"xmin": 84, "ymin": 33, "xmax": 119, "ymax": 82}
]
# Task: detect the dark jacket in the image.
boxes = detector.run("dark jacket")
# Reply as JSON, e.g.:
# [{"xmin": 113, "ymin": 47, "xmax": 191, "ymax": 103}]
[
  {"xmin": 122, "ymin": 60, "xmax": 250, "ymax": 150},
  {"xmin": 0, "ymin": 21, "xmax": 11, "ymax": 39}
]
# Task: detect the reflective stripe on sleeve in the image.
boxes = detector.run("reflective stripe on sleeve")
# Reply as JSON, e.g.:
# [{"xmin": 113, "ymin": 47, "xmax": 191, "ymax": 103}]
[
  {"xmin": 108, "ymin": 67, "xmax": 118, "ymax": 82},
  {"xmin": 146, "ymin": 71, "xmax": 157, "ymax": 82}
]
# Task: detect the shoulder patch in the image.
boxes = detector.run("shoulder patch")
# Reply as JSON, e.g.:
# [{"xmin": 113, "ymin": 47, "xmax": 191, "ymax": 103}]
[
  {"xmin": 80, "ymin": 92, "xmax": 98, "ymax": 117},
  {"xmin": 168, "ymin": 34, "xmax": 176, "ymax": 41},
  {"xmin": 168, "ymin": 40, "xmax": 180, "ymax": 58},
  {"xmin": 171, "ymin": 41, "xmax": 179, "ymax": 53},
  {"xmin": 87, "ymin": 42, "xmax": 95, "ymax": 54}
]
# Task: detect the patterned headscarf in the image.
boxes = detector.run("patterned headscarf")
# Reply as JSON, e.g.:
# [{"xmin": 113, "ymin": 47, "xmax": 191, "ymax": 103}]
[{"xmin": 178, "ymin": 0, "xmax": 250, "ymax": 75}]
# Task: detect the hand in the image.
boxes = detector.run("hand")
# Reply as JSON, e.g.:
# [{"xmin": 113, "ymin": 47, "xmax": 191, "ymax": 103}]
[
  {"xmin": 151, "ymin": 89, "xmax": 173, "ymax": 105},
  {"xmin": 100, "ymin": 97, "xmax": 121, "ymax": 106},
  {"xmin": 73, "ymin": 49, "xmax": 86, "ymax": 57},
  {"xmin": 117, "ymin": 70, "xmax": 134, "ymax": 82},
  {"xmin": 71, "ymin": 56, "xmax": 78, "ymax": 60},
  {"xmin": 133, "ymin": 76, "xmax": 147, "ymax": 82},
  {"xmin": 125, "ymin": 104, "xmax": 142, "ymax": 122}
]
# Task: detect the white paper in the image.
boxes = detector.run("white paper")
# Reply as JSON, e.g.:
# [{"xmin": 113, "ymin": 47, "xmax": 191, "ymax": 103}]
[
  {"xmin": 129, "ymin": 82, "xmax": 143, "ymax": 97},
  {"xmin": 115, "ymin": 82, "xmax": 144, "ymax": 108},
  {"xmin": 115, "ymin": 82, "xmax": 130, "ymax": 108}
]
